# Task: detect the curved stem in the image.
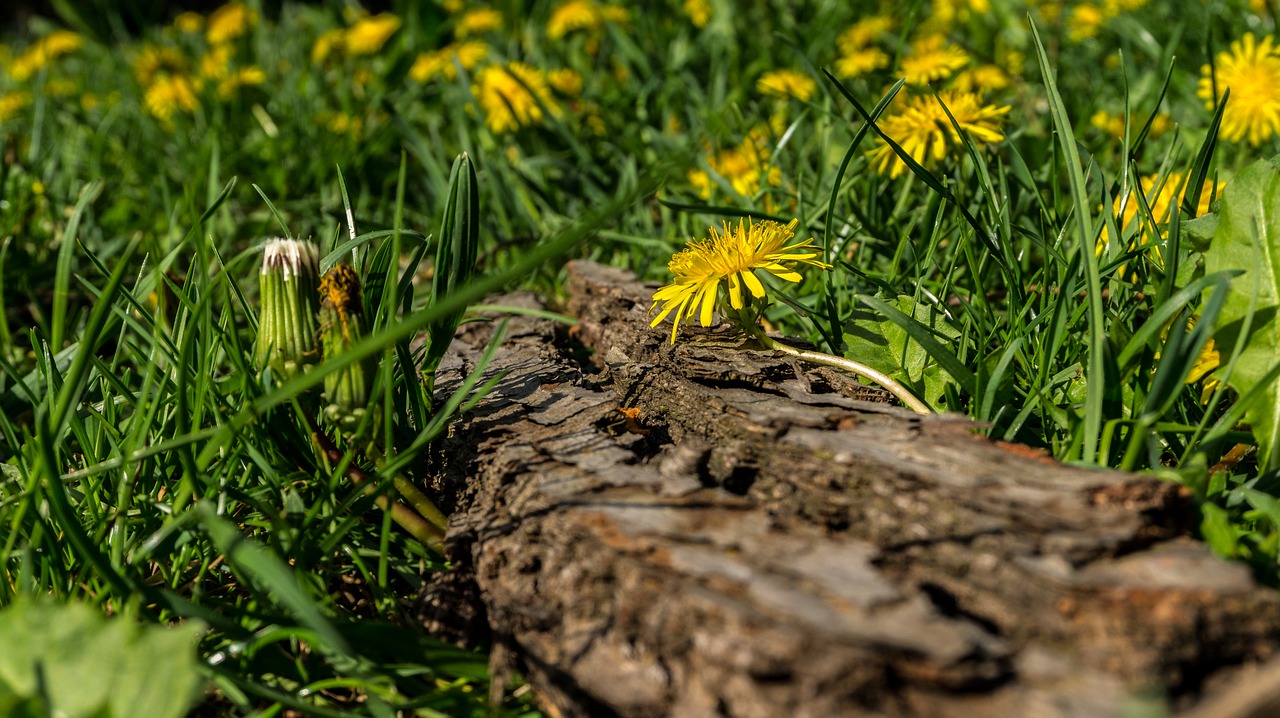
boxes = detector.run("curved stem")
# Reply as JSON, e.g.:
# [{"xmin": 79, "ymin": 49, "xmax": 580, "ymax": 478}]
[{"xmin": 750, "ymin": 329, "xmax": 932, "ymax": 415}]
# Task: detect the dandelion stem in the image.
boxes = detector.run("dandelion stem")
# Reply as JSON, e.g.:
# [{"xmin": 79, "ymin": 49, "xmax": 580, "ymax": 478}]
[{"xmin": 749, "ymin": 328, "xmax": 932, "ymax": 415}]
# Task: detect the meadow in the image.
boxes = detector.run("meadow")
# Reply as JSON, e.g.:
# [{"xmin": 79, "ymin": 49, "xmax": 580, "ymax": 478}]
[{"xmin": 0, "ymin": 0, "xmax": 1278, "ymax": 714}]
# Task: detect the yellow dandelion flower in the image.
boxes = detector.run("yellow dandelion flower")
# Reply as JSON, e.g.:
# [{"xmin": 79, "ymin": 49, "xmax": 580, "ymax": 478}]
[
  {"xmin": 443, "ymin": 0, "xmax": 465, "ymax": 12},
  {"xmin": 173, "ymin": 12, "xmax": 204, "ymax": 33},
  {"xmin": 472, "ymin": 62, "xmax": 559, "ymax": 133},
  {"xmin": 311, "ymin": 29, "xmax": 344, "ymax": 65},
  {"xmin": 456, "ymin": 8, "xmax": 503, "ymax": 38},
  {"xmin": 133, "ymin": 45, "xmax": 187, "ymax": 85},
  {"xmin": 900, "ymin": 34, "xmax": 970, "ymax": 85},
  {"xmin": 410, "ymin": 40, "xmax": 487, "ymax": 83},
  {"xmin": 144, "ymin": 74, "xmax": 200, "ymax": 124},
  {"xmin": 549, "ymin": 0, "xmax": 600, "ymax": 38},
  {"xmin": 1067, "ymin": 3, "xmax": 1105, "ymax": 42},
  {"xmin": 649, "ymin": 218, "xmax": 830, "ymax": 343},
  {"xmin": 0, "ymin": 91, "xmax": 31, "ymax": 122},
  {"xmin": 1103, "ymin": 0, "xmax": 1147, "ymax": 12},
  {"xmin": 757, "ymin": 69, "xmax": 816, "ymax": 101},
  {"xmin": 1198, "ymin": 33, "xmax": 1280, "ymax": 146},
  {"xmin": 1089, "ymin": 110, "xmax": 1173, "ymax": 140},
  {"xmin": 684, "ymin": 0, "xmax": 712, "ymax": 28},
  {"xmin": 952, "ymin": 64, "xmax": 1011, "ymax": 93},
  {"xmin": 80, "ymin": 92, "xmax": 99, "ymax": 111},
  {"xmin": 10, "ymin": 30, "xmax": 84, "ymax": 81},
  {"xmin": 345, "ymin": 13, "xmax": 401, "ymax": 56},
  {"xmin": 206, "ymin": 3, "xmax": 257, "ymax": 45},
  {"xmin": 866, "ymin": 90, "xmax": 1009, "ymax": 178},
  {"xmin": 1185, "ymin": 338, "xmax": 1221, "ymax": 403},
  {"xmin": 835, "ymin": 47, "xmax": 890, "ymax": 79},
  {"xmin": 548, "ymin": 68, "xmax": 583, "ymax": 95},
  {"xmin": 198, "ymin": 44, "xmax": 232, "ymax": 80},
  {"xmin": 838, "ymin": 16, "xmax": 894, "ymax": 54},
  {"xmin": 322, "ymin": 111, "xmax": 364, "ymax": 137},
  {"xmin": 1103, "ymin": 171, "xmax": 1221, "ymax": 253},
  {"xmin": 216, "ymin": 66, "xmax": 265, "ymax": 98},
  {"xmin": 692, "ymin": 127, "xmax": 784, "ymax": 199}
]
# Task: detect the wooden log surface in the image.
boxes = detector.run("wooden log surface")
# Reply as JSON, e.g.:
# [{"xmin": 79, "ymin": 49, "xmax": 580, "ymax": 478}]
[{"xmin": 418, "ymin": 260, "xmax": 1280, "ymax": 718}]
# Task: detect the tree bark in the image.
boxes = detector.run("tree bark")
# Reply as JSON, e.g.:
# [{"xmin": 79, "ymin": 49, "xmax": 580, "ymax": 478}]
[{"xmin": 420, "ymin": 260, "xmax": 1280, "ymax": 718}]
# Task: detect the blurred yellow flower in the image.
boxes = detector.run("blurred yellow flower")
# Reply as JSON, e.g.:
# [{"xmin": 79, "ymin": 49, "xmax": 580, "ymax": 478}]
[
  {"xmin": 472, "ymin": 62, "xmax": 559, "ymax": 133},
  {"xmin": 216, "ymin": 66, "xmax": 265, "ymax": 98},
  {"xmin": 1103, "ymin": 0, "xmax": 1147, "ymax": 12},
  {"xmin": 173, "ymin": 12, "xmax": 204, "ymax": 34},
  {"xmin": 689, "ymin": 127, "xmax": 782, "ymax": 199},
  {"xmin": 952, "ymin": 64, "xmax": 1011, "ymax": 93},
  {"xmin": 1104, "ymin": 171, "xmax": 1220, "ymax": 249},
  {"xmin": 1067, "ymin": 3, "xmax": 1105, "ymax": 42},
  {"xmin": 900, "ymin": 34, "xmax": 970, "ymax": 85},
  {"xmin": 0, "ymin": 91, "xmax": 31, "ymax": 122},
  {"xmin": 548, "ymin": 68, "xmax": 583, "ymax": 95},
  {"xmin": 757, "ymin": 69, "xmax": 816, "ymax": 101},
  {"xmin": 1090, "ymin": 110, "xmax": 1173, "ymax": 139},
  {"xmin": 144, "ymin": 74, "xmax": 200, "ymax": 124},
  {"xmin": 134, "ymin": 45, "xmax": 187, "ymax": 85},
  {"xmin": 835, "ymin": 47, "xmax": 890, "ymax": 79},
  {"xmin": 45, "ymin": 78, "xmax": 75, "ymax": 96},
  {"xmin": 322, "ymin": 110, "xmax": 364, "ymax": 137},
  {"xmin": 207, "ymin": 3, "xmax": 257, "ymax": 45},
  {"xmin": 311, "ymin": 29, "xmax": 345, "ymax": 65},
  {"xmin": 409, "ymin": 40, "xmax": 487, "ymax": 83},
  {"xmin": 345, "ymin": 14, "xmax": 401, "ymax": 56},
  {"xmin": 10, "ymin": 30, "xmax": 85, "ymax": 81},
  {"xmin": 547, "ymin": 0, "xmax": 628, "ymax": 40},
  {"xmin": 867, "ymin": 90, "xmax": 1009, "ymax": 178},
  {"xmin": 683, "ymin": 0, "xmax": 711, "ymax": 28},
  {"xmin": 80, "ymin": 92, "xmax": 99, "ymax": 110},
  {"xmin": 455, "ymin": 8, "xmax": 504, "ymax": 38},
  {"xmin": 1198, "ymin": 33, "xmax": 1280, "ymax": 146},
  {"xmin": 838, "ymin": 16, "xmax": 894, "ymax": 54},
  {"xmin": 199, "ymin": 44, "xmax": 233, "ymax": 79}
]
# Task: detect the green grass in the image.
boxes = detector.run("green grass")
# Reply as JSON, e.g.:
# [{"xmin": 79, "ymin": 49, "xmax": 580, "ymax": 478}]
[{"xmin": 2, "ymin": 0, "xmax": 1280, "ymax": 714}]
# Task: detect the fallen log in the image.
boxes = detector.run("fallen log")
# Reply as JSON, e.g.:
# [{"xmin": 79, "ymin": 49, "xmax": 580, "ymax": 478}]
[{"xmin": 419, "ymin": 260, "xmax": 1280, "ymax": 718}]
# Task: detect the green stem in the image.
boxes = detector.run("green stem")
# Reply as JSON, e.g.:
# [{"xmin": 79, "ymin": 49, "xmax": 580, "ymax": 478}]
[{"xmin": 749, "ymin": 328, "xmax": 932, "ymax": 415}]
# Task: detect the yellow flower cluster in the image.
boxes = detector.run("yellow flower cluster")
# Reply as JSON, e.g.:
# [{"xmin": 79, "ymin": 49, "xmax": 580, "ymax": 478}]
[
  {"xmin": 206, "ymin": 3, "xmax": 257, "ymax": 45},
  {"xmin": 8, "ymin": 30, "xmax": 84, "ymax": 81},
  {"xmin": 900, "ymin": 34, "xmax": 970, "ymax": 86},
  {"xmin": 1198, "ymin": 33, "xmax": 1280, "ymax": 146},
  {"xmin": 683, "ymin": 0, "xmax": 712, "ymax": 28},
  {"xmin": 312, "ymin": 12, "xmax": 403, "ymax": 63},
  {"xmin": 756, "ymin": 70, "xmax": 816, "ymax": 102},
  {"xmin": 866, "ymin": 90, "xmax": 1009, "ymax": 178},
  {"xmin": 1062, "ymin": 0, "xmax": 1149, "ymax": 41},
  {"xmin": 1089, "ymin": 110, "xmax": 1173, "ymax": 140},
  {"xmin": 688, "ymin": 127, "xmax": 783, "ymax": 199},
  {"xmin": 410, "ymin": 41, "xmax": 488, "ymax": 83},
  {"xmin": 834, "ymin": 16, "xmax": 892, "ymax": 80},
  {"xmin": 1101, "ymin": 171, "xmax": 1222, "ymax": 263},
  {"xmin": 455, "ymin": 8, "xmax": 504, "ymax": 38},
  {"xmin": 0, "ymin": 91, "xmax": 31, "ymax": 123}
]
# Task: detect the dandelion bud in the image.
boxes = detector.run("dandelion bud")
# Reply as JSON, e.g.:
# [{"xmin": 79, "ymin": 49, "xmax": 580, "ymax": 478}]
[
  {"xmin": 319, "ymin": 264, "xmax": 371, "ymax": 434},
  {"xmin": 256, "ymin": 238, "xmax": 321, "ymax": 378}
]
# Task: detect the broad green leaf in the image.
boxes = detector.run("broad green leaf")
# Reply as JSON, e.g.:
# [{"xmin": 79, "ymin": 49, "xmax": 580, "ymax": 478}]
[
  {"xmin": 0, "ymin": 598, "xmax": 204, "ymax": 718},
  {"xmin": 1203, "ymin": 157, "xmax": 1280, "ymax": 470},
  {"xmin": 843, "ymin": 295, "xmax": 963, "ymax": 410}
]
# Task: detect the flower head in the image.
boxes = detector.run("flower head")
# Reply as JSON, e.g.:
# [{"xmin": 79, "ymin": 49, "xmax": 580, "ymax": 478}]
[
  {"xmin": 345, "ymin": 13, "xmax": 401, "ymax": 56},
  {"xmin": 835, "ymin": 47, "xmax": 890, "ymax": 79},
  {"xmin": 684, "ymin": 0, "xmax": 712, "ymax": 28},
  {"xmin": 757, "ymin": 69, "xmax": 816, "ymax": 101},
  {"xmin": 689, "ymin": 126, "xmax": 781, "ymax": 199},
  {"xmin": 900, "ymin": 34, "xmax": 970, "ymax": 85},
  {"xmin": 173, "ymin": 12, "xmax": 204, "ymax": 34},
  {"xmin": 217, "ymin": 66, "xmax": 265, "ymax": 98},
  {"xmin": 206, "ymin": 3, "xmax": 257, "ymax": 45},
  {"xmin": 1198, "ymin": 33, "xmax": 1280, "ymax": 146},
  {"xmin": 472, "ymin": 62, "xmax": 559, "ymax": 133},
  {"xmin": 256, "ymin": 238, "xmax": 321, "ymax": 378},
  {"xmin": 133, "ymin": 45, "xmax": 187, "ymax": 85},
  {"xmin": 144, "ymin": 74, "xmax": 200, "ymax": 125},
  {"xmin": 455, "ymin": 8, "xmax": 504, "ymax": 38},
  {"xmin": 649, "ymin": 218, "xmax": 830, "ymax": 343},
  {"xmin": 9, "ymin": 30, "xmax": 84, "ymax": 81},
  {"xmin": 0, "ymin": 91, "xmax": 31, "ymax": 123},
  {"xmin": 866, "ymin": 90, "xmax": 1009, "ymax": 178},
  {"xmin": 838, "ymin": 16, "xmax": 894, "ymax": 54},
  {"xmin": 319, "ymin": 265, "xmax": 372, "ymax": 433},
  {"xmin": 409, "ymin": 40, "xmax": 487, "ymax": 83}
]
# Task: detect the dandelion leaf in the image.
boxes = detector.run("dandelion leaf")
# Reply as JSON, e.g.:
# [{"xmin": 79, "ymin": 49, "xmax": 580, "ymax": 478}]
[
  {"xmin": 0, "ymin": 599, "xmax": 204, "ymax": 718},
  {"xmin": 842, "ymin": 295, "xmax": 960, "ymax": 410},
  {"xmin": 1203, "ymin": 156, "xmax": 1280, "ymax": 470}
]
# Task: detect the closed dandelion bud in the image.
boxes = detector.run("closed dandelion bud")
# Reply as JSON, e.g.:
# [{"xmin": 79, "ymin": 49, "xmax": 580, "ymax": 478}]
[
  {"xmin": 319, "ymin": 264, "xmax": 371, "ymax": 433},
  {"xmin": 256, "ymin": 238, "xmax": 321, "ymax": 378}
]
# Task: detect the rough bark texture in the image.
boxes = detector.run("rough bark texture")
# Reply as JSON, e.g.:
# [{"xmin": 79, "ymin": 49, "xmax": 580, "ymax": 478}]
[{"xmin": 420, "ymin": 260, "xmax": 1280, "ymax": 718}]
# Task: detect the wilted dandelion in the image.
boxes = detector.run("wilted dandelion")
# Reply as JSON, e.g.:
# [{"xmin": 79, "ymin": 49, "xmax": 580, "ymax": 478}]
[
  {"xmin": 866, "ymin": 90, "xmax": 1009, "ymax": 178},
  {"xmin": 409, "ymin": 40, "xmax": 487, "ymax": 83},
  {"xmin": 256, "ymin": 238, "xmax": 321, "ymax": 378},
  {"xmin": 345, "ymin": 13, "xmax": 401, "ymax": 56},
  {"xmin": 756, "ymin": 69, "xmax": 816, "ymax": 101},
  {"xmin": 472, "ymin": 62, "xmax": 559, "ymax": 133},
  {"xmin": 649, "ymin": 218, "xmax": 828, "ymax": 344},
  {"xmin": 455, "ymin": 8, "xmax": 504, "ymax": 38},
  {"xmin": 900, "ymin": 34, "xmax": 969, "ymax": 85},
  {"xmin": 206, "ymin": 3, "xmax": 257, "ymax": 45},
  {"xmin": 1198, "ymin": 33, "xmax": 1280, "ymax": 146}
]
